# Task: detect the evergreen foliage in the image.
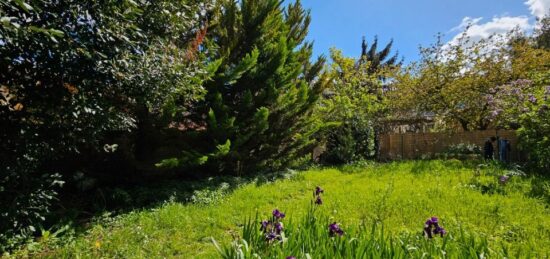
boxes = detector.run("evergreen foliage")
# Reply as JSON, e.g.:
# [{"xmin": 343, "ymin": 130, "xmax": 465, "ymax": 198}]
[
  {"xmin": 359, "ymin": 36, "xmax": 402, "ymax": 74},
  {"xmin": 163, "ymin": 0, "xmax": 329, "ymax": 174}
]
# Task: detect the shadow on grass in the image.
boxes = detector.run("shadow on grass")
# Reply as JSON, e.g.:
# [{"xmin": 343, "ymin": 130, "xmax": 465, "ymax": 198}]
[{"xmin": 46, "ymin": 167, "xmax": 306, "ymax": 237}]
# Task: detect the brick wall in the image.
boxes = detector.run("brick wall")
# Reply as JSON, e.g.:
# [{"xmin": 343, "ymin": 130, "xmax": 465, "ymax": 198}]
[{"xmin": 379, "ymin": 130, "xmax": 522, "ymax": 161}]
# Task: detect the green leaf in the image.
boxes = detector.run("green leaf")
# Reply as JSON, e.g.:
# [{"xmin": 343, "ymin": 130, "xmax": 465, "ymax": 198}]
[
  {"xmin": 14, "ymin": 0, "xmax": 33, "ymax": 13},
  {"xmin": 223, "ymin": 48, "xmax": 259, "ymax": 85},
  {"xmin": 48, "ymin": 29, "xmax": 65, "ymax": 37}
]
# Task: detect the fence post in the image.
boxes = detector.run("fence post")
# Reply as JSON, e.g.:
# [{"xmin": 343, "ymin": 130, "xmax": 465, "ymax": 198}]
[{"xmin": 401, "ymin": 134, "xmax": 405, "ymax": 160}]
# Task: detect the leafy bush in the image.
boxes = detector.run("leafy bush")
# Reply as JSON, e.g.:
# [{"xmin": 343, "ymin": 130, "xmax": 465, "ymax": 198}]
[
  {"xmin": 529, "ymin": 179, "xmax": 550, "ymax": 206},
  {"xmin": 316, "ymin": 48, "xmax": 391, "ymax": 165},
  {"xmin": 517, "ymin": 82, "xmax": 550, "ymax": 171},
  {"xmin": 0, "ymin": 0, "xmax": 210, "ymax": 250},
  {"xmin": 321, "ymin": 117, "xmax": 375, "ymax": 164},
  {"xmin": 0, "ymin": 167, "xmax": 64, "ymax": 252}
]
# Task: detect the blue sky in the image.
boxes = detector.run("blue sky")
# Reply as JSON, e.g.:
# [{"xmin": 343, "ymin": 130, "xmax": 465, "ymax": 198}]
[{"xmin": 292, "ymin": 0, "xmax": 549, "ymax": 63}]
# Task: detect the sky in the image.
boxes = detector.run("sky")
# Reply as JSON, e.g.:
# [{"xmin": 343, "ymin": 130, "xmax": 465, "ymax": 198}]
[{"xmin": 292, "ymin": 0, "xmax": 550, "ymax": 63}]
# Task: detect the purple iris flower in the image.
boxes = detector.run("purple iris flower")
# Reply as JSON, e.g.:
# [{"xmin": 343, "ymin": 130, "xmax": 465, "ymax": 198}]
[
  {"xmin": 424, "ymin": 219, "xmax": 434, "ymax": 238},
  {"xmin": 286, "ymin": 257, "xmax": 296, "ymax": 259},
  {"xmin": 275, "ymin": 222, "xmax": 283, "ymax": 234},
  {"xmin": 424, "ymin": 216, "xmax": 445, "ymax": 238},
  {"xmin": 272, "ymin": 209, "xmax": 285, "ymax": 219},
  {"xmin": 434, "ymin": 226, "xmax": 446, "ymax": 237},
  {"xmin": 265, "ymin": 231, "xmax": 277, "ymax": 241},
  {"xmin": 329, "ymin": 222, "xmax": 344, "ymax": 237},
  {"xmin": 315, "ymin": 196, "xmax": 323, "ymax": 205},
  {"xmin": 315, "ymin": 186, "xmax": 324, "ymax": 196}
]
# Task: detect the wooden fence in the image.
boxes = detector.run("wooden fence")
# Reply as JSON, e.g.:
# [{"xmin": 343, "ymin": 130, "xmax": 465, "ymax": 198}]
[{"xmin": 379, "ymin": 130, "xmax": 522, "ymax": 161}]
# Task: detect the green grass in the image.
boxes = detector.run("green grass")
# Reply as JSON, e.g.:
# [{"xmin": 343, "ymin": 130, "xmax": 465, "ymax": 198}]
[{"xmin": 12, "ymin": 160, "xmax": 550, "ymax": 258}]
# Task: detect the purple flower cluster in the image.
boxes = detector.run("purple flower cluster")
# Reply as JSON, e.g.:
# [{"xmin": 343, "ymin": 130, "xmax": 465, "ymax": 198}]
[
  {"xmin": 424, "ymin": 217, "xmax": 446, "ymax": 238},
  {"xmin": 260, "ymin": 209, "xmax": 286, "ymax": 242},
  {"xmin": 273, "ymin": 209, "xmax": 285, "ymax": 219},
  {"xmin": 485, "ymin": 79, "xmax": 535, "ymax": 121},
  {"xmin": 314, "ymin": 186, "xmax": 324, "ymax": 205},
  {"xmin": 329, "ymin": 222, "xmax": 344, "ymax": 237},
  {"xmin": 528, "ymin": 94, "xmax": 538, "ymax": 104}
]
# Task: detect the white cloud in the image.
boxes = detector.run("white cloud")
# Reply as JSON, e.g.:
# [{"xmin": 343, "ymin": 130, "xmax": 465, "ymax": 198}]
[
  {"xmin": 445, "ymin": 0, "xmax": 548, "ymax": 48},
  {"xmin": 448, "ymin": 16, "xmax": 532, "ymax": 45},
  {"xmin": 450, "ymin": 17, "xmax": 483, "ymax": 32},
  {"xmin": 525, "ymin": 0, "xmax": 550, "ymax": 19}
]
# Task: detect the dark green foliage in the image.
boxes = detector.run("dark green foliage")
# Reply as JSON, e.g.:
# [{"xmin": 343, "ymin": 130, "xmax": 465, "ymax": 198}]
[
  {"xmin": 359, "ymin": 36, "xmax": 402, "ymax": 74},
  {"xmin": 166, "ymin": 0, "xmax": 328, "ymax": 174},
  {"xmin": 0, "ymin": 0, "xmax": 209, "ymax": 250},
  {"xmin": 321, "ymin": 117, "xmax": 375, "ymax": 164},
  {"xmin": 0, "ymin": 166, "xmax": 64, "ymax": 252},
  {"xmin": 529, "ymin": 178, "xmax": 550, "ymax": 206}
]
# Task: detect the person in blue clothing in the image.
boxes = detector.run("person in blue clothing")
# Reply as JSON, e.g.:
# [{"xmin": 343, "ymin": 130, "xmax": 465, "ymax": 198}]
[
  {"xmin": 499, "ymin": 138, "xmax": 511, "ymax": 163},
  {"xmin": 483, "ymin": 137, "xmax": 496, "ymax": 160}
]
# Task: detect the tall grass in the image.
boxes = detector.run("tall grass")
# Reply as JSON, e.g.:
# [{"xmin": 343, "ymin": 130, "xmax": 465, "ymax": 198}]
[{"xmin": 215, "ymin": 199, "xmax": 536, "ymax": 258}]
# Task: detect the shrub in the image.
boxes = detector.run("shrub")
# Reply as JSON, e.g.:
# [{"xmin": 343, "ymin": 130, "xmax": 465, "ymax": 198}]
[
  {"xmin": 529, "ymin": 179, "xmax": 550, "ymax": 206},
  {"xmin": 0, "ymin": 0, "xmax": 210, "ymax": 250},
  {"xmin": 0, "ymin": 165, "xmax": 64, "ymax": 252}
]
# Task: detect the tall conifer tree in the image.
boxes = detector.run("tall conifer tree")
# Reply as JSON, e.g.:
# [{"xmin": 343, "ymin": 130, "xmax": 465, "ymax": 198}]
[{"xmin": 168, "ymin": 0, "xmax": 328, "ymax": 174}]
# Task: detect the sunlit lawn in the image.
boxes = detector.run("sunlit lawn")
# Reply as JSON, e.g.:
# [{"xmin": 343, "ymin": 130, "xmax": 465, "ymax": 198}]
[{"xmin": 22, "ymin": 160, "xmax": 550, "ymax": 258}]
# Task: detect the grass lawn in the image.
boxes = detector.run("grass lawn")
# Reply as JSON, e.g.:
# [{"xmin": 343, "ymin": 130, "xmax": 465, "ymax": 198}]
[{"xmin": 16, "ymin": 160, "xmax": 550, "ymax": 258}]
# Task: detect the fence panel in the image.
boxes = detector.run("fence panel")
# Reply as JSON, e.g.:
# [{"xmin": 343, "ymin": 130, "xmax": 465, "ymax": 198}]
[{"xmin": 379, "ymin": 130, "xmax": 522, "ymax": 161}]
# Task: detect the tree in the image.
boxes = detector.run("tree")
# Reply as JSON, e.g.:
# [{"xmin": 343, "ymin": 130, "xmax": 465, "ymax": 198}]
[
  {"xmin": 390, "ymin": 33, "xmax": 522, "ymax": 131},
  {"xmin": 358, "ymin": 36, "xmax": 402, "ymax": 75},
  {"xmin": 316, "ymin": 48, "xmax": 391, "ymax": 163},
  {"xmin": 486, "ymin": 41, "xmax": 550, "ymax": 170},
  {"xmin": 0, "ymin": 0, "xmax": 210, "ymax": 250},
  {"xmin": 160, "ymin": 0, "xmax": 328, "ymax": 174}
]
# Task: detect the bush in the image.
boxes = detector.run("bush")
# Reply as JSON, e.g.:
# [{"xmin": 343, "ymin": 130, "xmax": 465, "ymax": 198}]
[
  {"xmin": 529, "ymin": 179, "xmax": 550, "ymax": 206},
  {"xmin": 517, "ymin": 86, "xmax": 550, "ymax": 171},
  {"xmin": 321, "ymin": 117, "xmax": 375, "ymax": 164},
  {"xmin": 0, "ymin": 0, "xmax": 210, "ymax": 250},
  {"xmin": 0, "ymin": 165, "xmax": 63, "ymax": 252}
]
